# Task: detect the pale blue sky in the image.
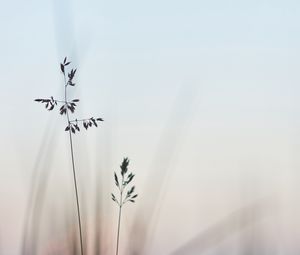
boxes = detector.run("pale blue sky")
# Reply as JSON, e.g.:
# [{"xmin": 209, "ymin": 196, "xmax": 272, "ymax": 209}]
[{"xmin": 1, "ymin": 0, "xmax": 300, "ymax": 129}]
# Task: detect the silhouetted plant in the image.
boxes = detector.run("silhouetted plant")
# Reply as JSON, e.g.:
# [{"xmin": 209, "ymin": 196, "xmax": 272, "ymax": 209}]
[
  {"xmin": 112, "ymin": 158, "xmax": 138, "ymax": 255},
  {"xmin": 35, "ymin": 57, "xmax": 103, "ymax": 255}
]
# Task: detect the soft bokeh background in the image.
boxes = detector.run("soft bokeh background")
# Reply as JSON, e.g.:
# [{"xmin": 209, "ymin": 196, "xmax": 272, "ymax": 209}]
[{"xmin": 1, "ymin": 0, "xmax": 300, "ymax": 254}]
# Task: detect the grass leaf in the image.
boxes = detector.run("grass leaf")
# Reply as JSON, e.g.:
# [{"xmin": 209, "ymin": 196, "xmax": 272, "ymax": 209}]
[{"xmin": 114, "ymin": 172, "xmax": 119, "ymax": 187}]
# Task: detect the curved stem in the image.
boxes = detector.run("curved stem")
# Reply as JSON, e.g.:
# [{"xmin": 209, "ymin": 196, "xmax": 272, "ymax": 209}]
[{"xmin": 64, "ymin": 75, "xmax": 84, "ymax": 255}]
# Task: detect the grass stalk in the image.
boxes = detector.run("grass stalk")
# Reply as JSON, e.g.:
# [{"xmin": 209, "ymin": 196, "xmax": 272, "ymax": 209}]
[
  {"xmin": 64, "ymin": 73, "xmax": 84, "ymax": 255},
  {"xmin": 112, "ymin": 158, "xmax": 138, "ymax": 255},
  {"xmin": 116, "ymin": 197, "xmax": 122, "ymax": 255},
  {"xmin": 115, "ymin": 175, "xmax": 124, "ymax": 255},
  {"xmin": 35, "ymin": 57, "xmax": 103, "ymax": 255}
]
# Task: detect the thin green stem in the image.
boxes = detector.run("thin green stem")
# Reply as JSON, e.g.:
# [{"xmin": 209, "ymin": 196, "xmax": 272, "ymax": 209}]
[
  {"xmin": 116, "ymin": 176, "xmax": 124, "ymax": 255},
  {"xmin": 69, "ymin": 118, "xmax": 90, "ymax": 123},
  {"xmin": 116, "ymin": 195, "xmax": 123, "ymax": 255},
  {"xmin": 64, "ymin": 74, "xmax": 84, "ymax": 255}
]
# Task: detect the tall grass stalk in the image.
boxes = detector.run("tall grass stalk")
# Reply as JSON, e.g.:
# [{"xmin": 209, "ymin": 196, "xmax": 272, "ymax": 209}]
[
  {"xmin": 63, "ymin": 71, "xmax": 84, "ymax": 255},
  {"xmin": 112, "ymin": 158, "xmax": 138, "ymax": 255},
  {"xmin": 35, "ymin": 57, "xmax": 103, "ymax": 255}
]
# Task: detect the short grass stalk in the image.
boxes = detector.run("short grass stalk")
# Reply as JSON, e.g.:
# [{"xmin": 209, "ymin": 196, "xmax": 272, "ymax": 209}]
[
  {"xmin": 116, "ymin": 195, "xmax": 122, "ymax": 255},
  {"xmin": 112, "ymin": 158, "xmax": 138, "ymax": 255}
]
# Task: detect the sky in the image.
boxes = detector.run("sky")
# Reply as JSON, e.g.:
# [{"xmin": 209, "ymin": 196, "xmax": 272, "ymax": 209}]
[{"xmin": 1, "ymin": 0, "xmax": 300, "ymax": 254}]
